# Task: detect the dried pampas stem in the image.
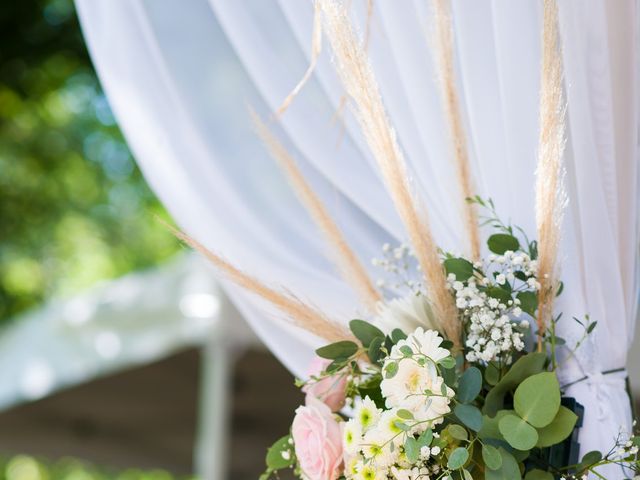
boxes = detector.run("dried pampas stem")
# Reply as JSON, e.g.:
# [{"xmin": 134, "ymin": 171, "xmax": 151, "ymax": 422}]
[
  {"xmin": 251, "ymin": 110, "xmax": 382, "ymax": 312},
  {"xmin": 319, "ymin": 0, "xmax": 460, "ymax": 345},
  {"xmin": 535, "ymin": 0, "xmax": 566, "ymax": 349},
  {"xmin": 275, "ymin": 1, "xmax": 323, "ymax": 117},
  {"xmin": 431, "ymin": 0, "xmax": 480, "ymax": 261},
  {"xmin": 162, "ymin": 220, "xmax": 350, "ymax": 342}
]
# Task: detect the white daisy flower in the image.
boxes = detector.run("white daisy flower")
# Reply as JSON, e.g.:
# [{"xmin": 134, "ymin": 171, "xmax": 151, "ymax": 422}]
[
  {"xmin": 373, "ymin": 294, "xmax": 440, "ymax": 335},
  {"xmin": 343, "ymin": 419, "xmax": 363, "ymax": 455},
  {"xmin": 354, "ymin": 396, "xmax": 381, "ymax": 432}
]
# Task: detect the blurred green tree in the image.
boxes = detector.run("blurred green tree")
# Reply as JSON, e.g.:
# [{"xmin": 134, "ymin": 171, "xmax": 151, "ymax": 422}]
[{"xmin": 0, "ymin": 0, "xmax": 179, "ymax": 323}]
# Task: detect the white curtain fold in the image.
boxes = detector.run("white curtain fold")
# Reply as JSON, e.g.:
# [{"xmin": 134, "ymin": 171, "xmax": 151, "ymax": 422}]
[{"xmin": 75, "ymin": 0, "xmax": 639, "ymax": 474}]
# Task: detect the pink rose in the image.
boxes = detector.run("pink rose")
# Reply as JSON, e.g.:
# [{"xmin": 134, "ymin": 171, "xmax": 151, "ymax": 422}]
[
  {"xmin": 302, "ymin": 357, "xmax": 348, "ymax": 412},
  {"xmin": 292, "ymin": 396, "xmax": 344, "ymax": 480}
]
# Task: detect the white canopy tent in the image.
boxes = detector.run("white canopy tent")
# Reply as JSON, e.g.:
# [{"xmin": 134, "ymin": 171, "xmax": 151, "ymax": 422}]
[
  {"xmin": 0, "ymin": 254, "xmax": 258, "ymax": 478},
  {"xmin": 73, "ymin": 1, "xmax": 639, "ymax": 477}
]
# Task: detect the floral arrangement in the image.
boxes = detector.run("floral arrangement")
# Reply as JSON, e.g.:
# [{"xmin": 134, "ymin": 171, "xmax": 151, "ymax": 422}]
[
  {"xmin": 260, "ymin": 202, "xmax": 639, "ymax": 480},
  {"xmin": 165, "ymin": 1, "xmax": 637, "ymax": 479}
]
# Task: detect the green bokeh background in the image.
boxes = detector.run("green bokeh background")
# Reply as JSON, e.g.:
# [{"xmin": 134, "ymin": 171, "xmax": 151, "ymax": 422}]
[{"xmin": 0, "ymin": 0, "xmax": 179, "ymax": 324}]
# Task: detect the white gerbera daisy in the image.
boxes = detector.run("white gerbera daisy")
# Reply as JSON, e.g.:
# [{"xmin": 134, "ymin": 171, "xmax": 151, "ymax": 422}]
[
  {"xmin": 390, "ymin": 327, "xmax": 450, "ymax": 363},
  {"xmin": 374, "ymin": 294, "xmax": 439, "ymax": 334},
  {"xmin": 380, "ymin": 359, "xmax": 452, "ymax": 427}
]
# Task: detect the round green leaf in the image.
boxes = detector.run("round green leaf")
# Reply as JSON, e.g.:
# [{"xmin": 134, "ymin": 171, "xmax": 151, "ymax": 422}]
[
  {"xmin": 404, "ymin": 436, "xmax": 419, "ymax": 463},
  {"xmin": 579, "ymin": 450, "xmax": 603, "ymax": 467},
  {"xmin": 417, "ymin": 428, "xmax": 433, "ymax": 448},
  {"xmin": 499, "ymin": 413, "xmax": 539, "ymax": 450},
  {"xmin": 454, "ymin": 404, "xmax": 483, "ymax": 432},
  {"xmin": 483, "ymin": 353, "xmax": 547, "ymax": 416},
  {"xmin": 457, "ymin": 366, "xmax": 482, "ymax": 403},
  {"xmin": 535, "ymin": 406, "xmax": 578, "ymax": 448},
  {"xmin": 524, "ymin": 469, "xmax": 554, "ymax": 480},
  {"xmin": 397, "ymin": 409, "xmax": 414, "ymax": 420},
  {"xmin": 444, "ymin": 257, "xmax": 474, "ymax": 281},
  {"xmin": 462, "ymin": 469, "xmax": 473, "ymax": 480},
  {"xmin": 448, "ymin": 424, "xmax": 468, "ymax": 441},
  {"xmin": 488, "ymin": 234, "xmax": 520, "ymax": 254},
  {"xmin": 485, "ymin": 448, "xmax": 522, "ymax": 480},
  {"xmin": 513, "ymin": 372, "xmax": 561, "ymax": 428},
  {"xmin": 447, "ymin": 447, "xmax": 469, "ymax": 469},
  {"xmin": 384, "ymin": 361, "xmax": 399, "ymax": 379},
  {"xmin": 349, "ymin": 319, "xmax": 384, "ymax": 348},
  {"xmin": 478, "ymin": 410, "xmax": 511, "ymax": 441},
  {"xmin": 316, "ymin": 340, "xmax": 358, "ymax": 360},
  {"xmin": 439, "ymin": 356, "xmax": 456, "ymax": 369},
  {"xmin": 482, "ymin": 444, "xmax": 503, "ymax": 470}
]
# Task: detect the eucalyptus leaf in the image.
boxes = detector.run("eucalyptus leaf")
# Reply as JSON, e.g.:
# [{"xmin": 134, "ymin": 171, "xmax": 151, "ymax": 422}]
[
  {"xmin": 485, "ymin": 448, "xmax": 522, "ymax": 480},
  {"xmin": 394, "ymin": 420, "xmax": 411, "ymax": 432},
  {"xmin": 499, "ymin": 413, "xmax": 539, "ymax": 450},
  {"xmin": 399, "ymin": 345, "xmax": 413, "ymax": 357},
  {"xmin": 482, "ymin": 444, "xmax": 503, "ymax": 470},
  {"xmin": 349, "ymin": 319, "xmax": 385, "ymax": 348},
  {"xmin": 447, "ymin": 447, "xmax": 469, "ymax": 469},
  {"xmin": 513, "ymin": 372, "xmax": 561, "ymax": 428},
  {"xmin": 535, "ymin": 406, "xmax": 578, "ymax": 448},
  {"xmin": 524, "ymin": 469, "xmax": 554, "ymax": 480},
  {"xmin": 384, "ymin": 361, "xmax": 399, "ymax": 379},
  {"xmin": 417, "ymin": 429, "xmax": 433, "ymax": 448},
  {"xmin": 488, "ymin": 234, "xmax": 520, "ymax": 254},
  {"xmin": 455, "ymin": 404, "xmax": 483, "ymax": 432},
  {"xmin": 448, "ymin": 424, "xmax": 469, "ymax": 441},
  {"xmin": 478, "ymin": 410, "xmax": 511, "ymax": 441},
  {"xmin": 579, "ymin": 450, "xmax": 603, "ymax": 468},
  {"xmin": 405, "ymin": 437, "xmax": 419, "ymax": 463},
  {"xmin": 316, "ymin": 340, "xmax": 358, "ymax": 360},
  {"xmin": 457, "ymin": 367, "xmax": 482, "ymax": 403},
  {"xmin": 439, "ymin": 356, "xmax": 456, "ymax": 369},
  {"xmin": 483, "ymin": 353, "xmax": 547, "ymax": 416},
  {"xmin": 442, "ymin": 364, "xmax": 457, "ymax": 388},
  {"xmin": 397, "ymin": 409, "xmax": 414, "ymax": 420}
]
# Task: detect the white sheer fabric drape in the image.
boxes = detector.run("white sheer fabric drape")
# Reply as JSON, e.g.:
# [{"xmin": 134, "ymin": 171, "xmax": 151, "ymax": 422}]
[{"xmin": 75, "ymin": 0, "xmax": 639, "ymax": 473}]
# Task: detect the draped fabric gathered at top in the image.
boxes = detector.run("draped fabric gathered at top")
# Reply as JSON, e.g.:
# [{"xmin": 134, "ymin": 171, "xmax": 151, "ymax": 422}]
[{"xmin": 74, "ymin": 1, "xmax": 639, "ymax": 475}]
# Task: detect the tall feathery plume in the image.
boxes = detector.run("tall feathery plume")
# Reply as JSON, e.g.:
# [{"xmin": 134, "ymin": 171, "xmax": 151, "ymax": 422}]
[
  {"xmin": 319, "ymin": 0, "xmax": 460, "ymax": 345},
  {"xmin": 431, "ymin": 0, "xmax": 481, "ymax": 261},
  {"xmin": 275, "ymin": 1, "xmax": 323, "ymax": 117},
  {"xmin": 251, "ymin": 111, "xmax": 382, "ymax": 312},
  {"xmin": 535, "ymin": 0, "xmax": 566, "ymax": 349},
  {"xmin": 162, "ymin": 220, "xmax": 351, "ymax": 342}
]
